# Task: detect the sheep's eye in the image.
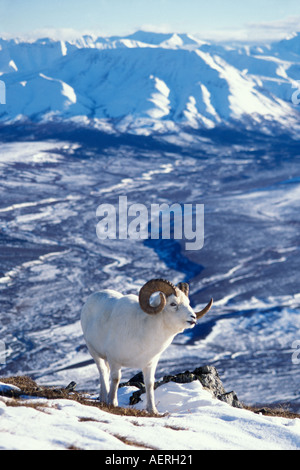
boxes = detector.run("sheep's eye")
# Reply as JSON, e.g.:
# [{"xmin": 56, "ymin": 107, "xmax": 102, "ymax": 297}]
[{"xmin": 170, "ymin": 302, "xmax": 177, "ymax": 307}]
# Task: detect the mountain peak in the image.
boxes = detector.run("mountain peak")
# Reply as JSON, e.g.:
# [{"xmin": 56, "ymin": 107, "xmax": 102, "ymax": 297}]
[
  {"xmin": 124, "ymin": 30, "xmax": 174, "ymax": 45},
  {"xmin": 271, "ymin": 30, "xmax": 300, "ymax": 56}
]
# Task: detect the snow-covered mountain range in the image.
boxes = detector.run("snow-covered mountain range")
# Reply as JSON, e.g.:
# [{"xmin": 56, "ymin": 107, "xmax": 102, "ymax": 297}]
[{"xmin": 1, "ymin": 31, "xmax": 300, "ymax": 134}]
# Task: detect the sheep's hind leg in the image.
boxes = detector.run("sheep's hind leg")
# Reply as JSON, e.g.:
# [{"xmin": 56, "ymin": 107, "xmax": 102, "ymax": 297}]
[
  {"xmin": 98, "ymin": 358, "xmax": 110, "ymax": 403},
  {"xmin": 87, "ymin": 344, "xmax": 109, "ymax": 403}
]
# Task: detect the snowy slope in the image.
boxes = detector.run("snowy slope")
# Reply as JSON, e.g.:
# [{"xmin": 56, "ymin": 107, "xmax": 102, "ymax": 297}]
[
  {"xmin": 0, "ymin": 31, "xmax": 300, "ymax": 133},
  {"xmin": 1, "ymin": 381, "xmax": 300, "ymax": 450}
]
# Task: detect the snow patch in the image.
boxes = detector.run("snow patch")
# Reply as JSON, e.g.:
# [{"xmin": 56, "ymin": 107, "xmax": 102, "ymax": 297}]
[{"xmin": 147, "ymin": 76, "xmax": 170, "ymax": 119}]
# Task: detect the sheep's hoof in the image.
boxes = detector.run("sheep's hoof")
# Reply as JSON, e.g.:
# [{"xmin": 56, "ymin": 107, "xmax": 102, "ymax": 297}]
[{"xmin": 147, "ymin": 408, "xmax": 162, "ymax": 417}]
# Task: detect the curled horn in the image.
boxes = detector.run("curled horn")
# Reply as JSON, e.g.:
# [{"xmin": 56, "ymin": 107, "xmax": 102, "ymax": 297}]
[
  {"xmin": 177, "ymin": 282, "xmax": 189, "ymax": 297},
  {"xmin": 139, "ymin": 279, "xmax": 177, "ymax": 315},
  {"xmin": 195, "ymin": 298, "xmax": 213, "ymax": 320}
]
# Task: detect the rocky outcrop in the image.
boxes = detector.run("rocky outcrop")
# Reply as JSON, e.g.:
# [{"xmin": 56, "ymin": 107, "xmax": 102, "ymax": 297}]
[{"xmin": 120, "ymin": 365, "xmax": 243, "ymax": 409}]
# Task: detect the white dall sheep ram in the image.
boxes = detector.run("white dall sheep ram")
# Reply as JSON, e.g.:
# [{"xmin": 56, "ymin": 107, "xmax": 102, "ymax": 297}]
[{"xmin": 81, "ymin": 279, "xmax": 213, "ymax": 414}]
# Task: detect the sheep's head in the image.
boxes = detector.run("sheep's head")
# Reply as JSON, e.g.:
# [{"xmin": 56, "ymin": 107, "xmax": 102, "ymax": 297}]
[{"xmin": 139, "ymin": 279, "xmax": 213, "ymax": 330}]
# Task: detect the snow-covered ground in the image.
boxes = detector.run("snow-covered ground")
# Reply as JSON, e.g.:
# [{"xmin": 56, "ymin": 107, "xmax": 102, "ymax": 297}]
[{"xmin": 1, "ymin": 381, "xmax": 300, "ymax": 450}]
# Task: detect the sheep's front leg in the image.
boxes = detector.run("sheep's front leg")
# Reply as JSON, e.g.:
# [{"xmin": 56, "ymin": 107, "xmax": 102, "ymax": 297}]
[
  {"xmin": 143, "ymin": 362, "xmax": 158, "ymax": 414},
  {"xmin": 108, "ymin": 362, "xmax": 121, "ymax": 407}
]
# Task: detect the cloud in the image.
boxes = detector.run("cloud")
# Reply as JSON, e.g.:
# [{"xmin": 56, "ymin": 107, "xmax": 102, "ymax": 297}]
[
  {"xmin": 138, "ymin": 23, "xmax": 174, "ymax": 34},
  {"xmin": 247, "ymin": 15, "xmax": 300, "ymax": 32},
  {"xmin": 246, "ymin": 15, "xmax": 300, "ymax": 40},
  {"xmin": 0, "ymin": 27, "xmax": 107, "ymax": 42},
  {"xmin": 192, "ymin": 15, "xmax": 300, "ymax": 44}
]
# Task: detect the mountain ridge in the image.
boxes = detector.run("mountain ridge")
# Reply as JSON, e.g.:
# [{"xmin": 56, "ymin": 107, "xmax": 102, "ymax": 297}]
[{"xmin": 0, "ymin": 31, "xmax": 300, "ymax": 136}]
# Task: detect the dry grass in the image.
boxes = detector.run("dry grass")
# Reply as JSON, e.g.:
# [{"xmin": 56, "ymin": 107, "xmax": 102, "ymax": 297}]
[
  {"xmin": 77, "ymin": 417, "xmax": 155, "ymax": 449},
  {"xmin": 244, "ymin": 404, "xmax": 300, "ymax": 420},
  {"xmin": 0, "ymin": 375, "xmax": 159, "ymax": 418},
  {"xmin": 1, "ymin": 376, "xmax": 38, "ymax": 390},
  {"xmin": 110, "ymin": 432, "xmax": 155, "ymax": 449},
  {"xmin": 4, "ymin": 399, "xmax": 51, "ymax": 412}
]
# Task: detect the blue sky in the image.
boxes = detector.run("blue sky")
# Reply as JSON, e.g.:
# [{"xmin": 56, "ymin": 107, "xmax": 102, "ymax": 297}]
[{"xmin": 1, "ymin": 0, "xmax": 300, "ymax": 42}]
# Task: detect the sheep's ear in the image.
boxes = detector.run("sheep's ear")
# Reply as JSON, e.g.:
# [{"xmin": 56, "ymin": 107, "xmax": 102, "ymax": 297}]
[{"xmin": 177, "ymin": 282, "xmax": 189, "ymax": 297}]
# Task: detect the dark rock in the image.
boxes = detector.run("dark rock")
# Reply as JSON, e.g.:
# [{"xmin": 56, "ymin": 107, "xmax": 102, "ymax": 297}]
[
  {"xmin": 193, "ymin": 366, "xmax": 225, "ymax": 395},
  {"xmin": 65, "ymin": 381, "xmax": 77, "ymax": 392},
  {"xmin": 122, "ymin": 365, "xmax": 243, "ymax": 409},
  {"xmin": 129, "ymin": 389, "xmax": 145, "ymax": 406},
  {"xmin": 217, "ymin": 391, "xmax": 243, "ymax": 409},
  {"xmin": 119, "ymin": 371, "xmax": 145, "ymax": 391},
  {"xmin": 160, "ymin": 371, "xmax": 196, "ymax": 385},
  {"xmin": 192, "ymin": 366, "xmax": 243, "ymax": 408}
]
